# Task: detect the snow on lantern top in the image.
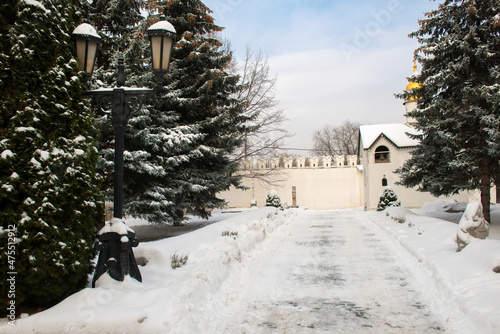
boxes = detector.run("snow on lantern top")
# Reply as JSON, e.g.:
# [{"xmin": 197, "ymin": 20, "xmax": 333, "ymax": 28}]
[
  {"xmin": 147, "ymin": 17, "xmax": 176, "ymax": 72},
  {"xmin": 147, "ymin": 19, "xmax": 176, "ymax": 36},
  {"xmin": 72, "ymin": 23, "xmax": 101, "ymax": 75},
  {"xmin": 72, "ymin": 23, "xmax": 101, "ymax": 40}
]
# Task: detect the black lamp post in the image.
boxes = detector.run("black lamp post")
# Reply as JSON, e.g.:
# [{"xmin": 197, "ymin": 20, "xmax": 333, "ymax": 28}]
[{"xmin": 72, "ymin": 18, "xmax": 176, "ymax": 286}]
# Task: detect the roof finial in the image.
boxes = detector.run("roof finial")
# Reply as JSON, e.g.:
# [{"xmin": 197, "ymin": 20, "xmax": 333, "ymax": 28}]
[{"xmin": 413, "ymin": 59, "xmax": 417, "ymax": 73}]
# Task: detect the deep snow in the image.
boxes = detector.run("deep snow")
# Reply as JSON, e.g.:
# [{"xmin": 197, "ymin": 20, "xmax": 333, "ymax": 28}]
[{"xmin": 1, "ymin": 202, "xmax": 500, "ymax": 333}]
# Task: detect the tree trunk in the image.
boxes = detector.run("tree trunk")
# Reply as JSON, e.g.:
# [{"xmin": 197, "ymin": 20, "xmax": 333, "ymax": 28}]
[{"xmin": 480, "ymin": 156, "xmax": 491, "ymax": 223}]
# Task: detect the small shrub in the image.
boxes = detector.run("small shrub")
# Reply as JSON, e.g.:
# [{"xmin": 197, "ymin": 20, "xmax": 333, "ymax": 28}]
[
  {"xmin": 377, "ymin": 187, "xmax": 401, "ymax": 211},
  {"xmin": 222, "ymin": 230, "xmax": 238, "ymax": 239},
  {"xmin": 171, "ymin": 253, "xmax": 188, "ymax": 269},
  {"xmin": 266, "ymin": 189, "xmax": 282, "ymax": 208},
  {"xmin": 391, "ymin": 215, "xmax": 406, "ymax": 224},
  {"xmin": 267, "ymin": 210, "xmax": 280, "ymax": 219}
]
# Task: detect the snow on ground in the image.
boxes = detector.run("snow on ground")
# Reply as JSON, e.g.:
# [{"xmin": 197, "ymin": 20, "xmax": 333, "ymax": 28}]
[
  {"xmin": 124, "ymin": 207, "xmax": 258, "ymax": 228},
  {"xmin": 370, "ymin": 204, "xmax": 500, "ymax": 334},
  {"xmin": 2, "ymin": 202, "xmax": 500, "ymax": 333},
  {"xmin": 414, "ymin": 201, "xmax": 500, "ymax": 240}
]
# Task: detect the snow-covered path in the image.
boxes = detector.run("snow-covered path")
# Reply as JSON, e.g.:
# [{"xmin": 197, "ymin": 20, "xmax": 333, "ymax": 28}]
[
  {"xmin": 214, "ymin": 209, "xmax": 446, "ymax": 333},
  {"xmin": 7, "ymin": 206, "xmax": 498, "ymax": 333}
]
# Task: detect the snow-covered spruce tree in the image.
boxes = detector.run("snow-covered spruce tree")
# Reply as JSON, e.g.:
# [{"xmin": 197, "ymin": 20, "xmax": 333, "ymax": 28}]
[
  {"xmin": 82, "ymin": 1, "xmax": 241, "ymax": 224},
  {"xmin": 265, "ymin": 189, "xmax": 282, "ymax": 208},
  {"xmin": 82, "ymin": 0, "xmax": 146, "ymax": 87},
  {"xmin": 376, "ymin": 188, "xmax": 401, "ymax": 211},
  {"xmin": 134, "ymin": 0, "xmax": 248, "ymax": 224},
  {"xmin": 83, "ymin": 0, "xmax": 174, "ymax": 222},
  {"xmin": 396, "ymin": 0, "xmax": 500, "ymax": 223},
  {"xmin": 0, "ymin": 0, "xmax": 103, "ymax": 312}
]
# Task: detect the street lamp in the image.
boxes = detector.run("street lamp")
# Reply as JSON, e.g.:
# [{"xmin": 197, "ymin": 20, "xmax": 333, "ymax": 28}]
[
  {"xmin": 72, "ymin": 17, "xmax": 176, "ymax": 287},
  {"xmin": 148, "ymin": 18, "xmax": 176, "ymax": 95},
  {"xmin": 71, "ymin": 23, "xmax": 101, "ymax": 84}
]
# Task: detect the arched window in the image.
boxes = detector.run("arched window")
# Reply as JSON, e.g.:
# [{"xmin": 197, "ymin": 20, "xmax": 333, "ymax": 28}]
[
  {"xmin": 375, "ymin": 145, "xmax": 390, "ymax": 163},
  {"xmin": 382, "ymin": 176, "xmax": 388, "ymax": 187}
]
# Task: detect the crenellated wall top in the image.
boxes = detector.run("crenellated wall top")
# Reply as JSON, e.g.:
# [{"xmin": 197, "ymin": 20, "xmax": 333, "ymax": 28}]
[{"xmin": 242, "ymin": 155, "xmax": 359, "ymax": 170}]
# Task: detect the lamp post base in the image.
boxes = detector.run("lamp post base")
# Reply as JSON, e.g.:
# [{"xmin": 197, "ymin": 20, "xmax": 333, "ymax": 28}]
[{"xmin": 92, "ymin": 218, "xmax": 142, "ymax": 287}]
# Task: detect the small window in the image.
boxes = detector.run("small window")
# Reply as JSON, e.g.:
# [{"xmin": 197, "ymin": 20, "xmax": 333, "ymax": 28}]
[
  {"xmin": 382, "ymin": 176, "xmax": 388, "ymax": 187},
  {"xmin": 375, "ymin": 145, "xmax": 390, "ymax": 163}
]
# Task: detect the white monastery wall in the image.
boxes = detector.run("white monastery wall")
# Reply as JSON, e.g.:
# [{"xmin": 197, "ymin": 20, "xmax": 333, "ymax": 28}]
[
  {"xmin": 220, "ymin": 148, "xmax": 495, "ymax": 211},
  {"xmin": 219, "ymin": 156, "xmax": 364, "ymax": 210}
]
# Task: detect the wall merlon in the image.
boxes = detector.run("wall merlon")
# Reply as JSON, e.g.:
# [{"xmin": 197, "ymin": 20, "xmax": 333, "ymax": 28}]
[{"xmin": 241, "ymin": 156, "xmax": 359, "ymax": 170}]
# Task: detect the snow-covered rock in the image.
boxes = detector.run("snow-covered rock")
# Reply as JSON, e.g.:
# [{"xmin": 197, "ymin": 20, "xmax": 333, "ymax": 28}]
[{"xmin": 457, "ymin": 202, "xmax": 489, "ymax": 251}]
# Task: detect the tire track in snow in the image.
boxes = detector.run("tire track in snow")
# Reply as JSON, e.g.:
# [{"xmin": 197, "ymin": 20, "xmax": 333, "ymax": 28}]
[{"xmin": 215, "ymin": 209, "xmax": 447, "ymax": 333}]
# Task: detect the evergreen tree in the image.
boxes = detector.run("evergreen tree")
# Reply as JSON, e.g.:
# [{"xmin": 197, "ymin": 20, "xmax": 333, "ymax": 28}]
[
  {"xmin": 83, "ymin": 0, "xmax": 248, "ymax": 225},
  {"xmin": 107, "ymin": 0, "xmax": 249, "ymax": 225},
  {"xmin": 83, "ymin": 0, "xmax": 210, "ymax": 225},
  {"xmin": 397, "ymin": 0, "xmax": 500, "ymax": 222},
  {"xmin": 82, "ymin": 0, "xmax": 146, "ymax": 87},
  {"xmin": 376, "ymin": 188, "xmax": 401, "ymax": 211},
  {"xmin": 0, "ymin": 0, "xmax": 103, "ymax": 312},
  {"xmin": 155, "ymin": 0, "xmax": 248, "ymax": 224}
]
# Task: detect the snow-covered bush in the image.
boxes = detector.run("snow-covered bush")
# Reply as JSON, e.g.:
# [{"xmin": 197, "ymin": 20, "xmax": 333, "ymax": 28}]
[
  {"xmin": 377, "ymin": 187, "xmax": 401, "ymax": 211},
  {"xmin": 265, "ymin": 189, "xmax": 282, "ymax": 208},
  {"xmin": 456, "ymin": 201, "xmax": 489, "ymax": 251}
]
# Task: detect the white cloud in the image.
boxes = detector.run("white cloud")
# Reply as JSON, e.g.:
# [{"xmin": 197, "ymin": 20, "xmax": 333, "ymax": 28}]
[
  {"xmin": 269, "ymin": 45, "xmax": 417, "ymax": 150},
  {"xmin": 203, "ymin": 0, "xmax": 439, "ymax": 151}
]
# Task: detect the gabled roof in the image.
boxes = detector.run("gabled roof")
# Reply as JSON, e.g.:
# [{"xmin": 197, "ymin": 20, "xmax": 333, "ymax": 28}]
[{"xmin": 359, "ymin": 123, "xmax": 420, "ymax": 150}]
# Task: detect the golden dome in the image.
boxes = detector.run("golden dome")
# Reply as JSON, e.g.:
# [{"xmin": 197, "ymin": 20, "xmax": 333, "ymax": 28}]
[{"xmin": 404, "ymin": 64, "xmax": 421, "ymax": 103}]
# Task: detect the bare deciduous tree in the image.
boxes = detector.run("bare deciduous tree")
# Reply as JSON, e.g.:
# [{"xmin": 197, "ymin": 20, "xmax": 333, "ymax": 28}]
[
  {"xmin": 229, "ymin": 47, "xmax": 293, "ymax": 186},
  {"xmin": 312, "ymin": 120, "xmax": 361, "ymax": 157}
]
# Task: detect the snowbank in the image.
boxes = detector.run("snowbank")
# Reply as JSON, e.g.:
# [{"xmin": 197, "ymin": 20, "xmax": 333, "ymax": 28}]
[
  {"xmin": 368, "ymin": 206, "xmax": 500, "ymax": 334},
  {"xmin": 1, "ymin": 207, "xmax": 292, "ymax": 334}
]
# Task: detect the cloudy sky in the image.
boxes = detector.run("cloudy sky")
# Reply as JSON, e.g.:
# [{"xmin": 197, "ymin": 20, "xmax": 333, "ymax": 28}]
[{"xmin": 202, "ymin": 0, "xmax": 440, "ymax": 151}]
